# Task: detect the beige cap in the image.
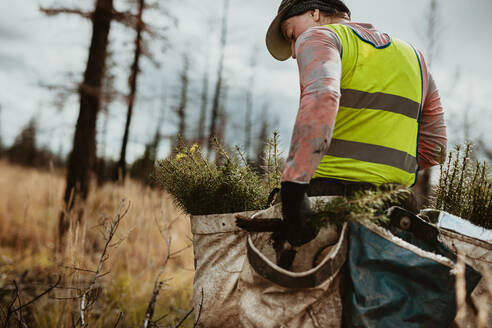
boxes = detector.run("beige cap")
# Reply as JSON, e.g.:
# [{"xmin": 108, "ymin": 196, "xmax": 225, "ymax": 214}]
[{"xmin": 266, "ymin": 0, "xmax": 301, "ymax": 61}]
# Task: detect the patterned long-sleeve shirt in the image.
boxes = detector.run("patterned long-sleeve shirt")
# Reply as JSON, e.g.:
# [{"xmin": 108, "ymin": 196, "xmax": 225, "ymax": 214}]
[{"xmin": 282, "ymin": 23, "xmax": 447, "ymax": 184}]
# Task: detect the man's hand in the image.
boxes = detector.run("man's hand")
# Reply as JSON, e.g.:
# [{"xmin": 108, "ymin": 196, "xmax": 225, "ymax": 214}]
[{"xmin": 280, "ymin": 182, "xmax": 318, "ymax": 247}]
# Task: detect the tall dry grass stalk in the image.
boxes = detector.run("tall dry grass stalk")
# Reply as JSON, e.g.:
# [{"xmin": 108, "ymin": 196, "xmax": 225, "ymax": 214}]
[{"xmin": 0, "ymin": 160, "xmax": 195, "ymax": 327}]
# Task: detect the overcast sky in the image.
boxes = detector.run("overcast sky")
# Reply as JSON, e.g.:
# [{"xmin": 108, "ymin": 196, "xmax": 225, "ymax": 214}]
[{"xmin": 1, "ymin": 0, "xmax": 491, "ymax": 162}]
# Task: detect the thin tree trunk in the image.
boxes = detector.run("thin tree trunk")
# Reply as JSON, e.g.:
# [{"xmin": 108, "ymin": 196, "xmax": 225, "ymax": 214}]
[
  {"xmin": 254, "ymin": 105, "xmax": 270, "ymax": 167},
  {"xmin": 245, "ymin": 85, "xmax": 253, "ymax": 158},
  {"xmin": 117, "ymin": 0, "xmax": 145, "ymax": 181},
  {"xmin": 176, "ymin": 54, "xmax": 190, "ymax": 140},
  {"xmin": 154, "ymin": 78, "xmax": 167, "ymax": 154},
  {"xmin": 59, "ymin": 0, "xmax": 114, "ymax": 245},
  {"xmin": 96, "ymin": 111, "xmax": 110, "ymax": 187},
  {"xmin": 216, "ymin": 84, "xmax": 228, "ymax": 143},
  {"xmin": 244, "ymin": 48, "xmax": 258, "ymax": 159},
  {"xmin": 207, "ymin": 0, "xmax": 229, "ymax": 153},
  {"xmin": 197, "ymin": 56, "xmax": 209, "ymax": 147}
]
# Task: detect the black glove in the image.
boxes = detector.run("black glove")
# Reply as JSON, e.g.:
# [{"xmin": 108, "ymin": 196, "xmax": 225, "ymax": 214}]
[{"xmin": 280, "ymin": 182, "xmax": 318, "ymax": 247}]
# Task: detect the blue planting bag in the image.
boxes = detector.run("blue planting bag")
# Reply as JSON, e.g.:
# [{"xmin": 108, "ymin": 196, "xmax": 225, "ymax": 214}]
[{"xmin": 344, "ymin": 208, "xmax": 482, "ymax": 328}]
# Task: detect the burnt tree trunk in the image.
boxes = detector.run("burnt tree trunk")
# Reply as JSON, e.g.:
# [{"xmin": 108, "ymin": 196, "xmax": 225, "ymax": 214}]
[
  {"xmin": 254, "ymin": 104, "xmax": 270, "ymax": 167},
  {"xmin": 59, "ymin": 0, "xmax": 114, "ymax": 243},
  {"xmin": 244, "ymin": 48, "xmax": 258, "ymax": 159},
  {"xmin": 244, "ymin": 83, "xmax": 253, "ymax": 158},
  {"xmin": 207, "ymin": 0, "xmax": 229, "ymax": 153},
  {"xmin": 197, "ymin": 56, "xmax": 209, "ymax": 147},
  {"xmin": 176, "ymin": 54, "xmax": 190, "ymax": 141},
  {"xmin": 216, "ymin": 85, "xmax": 228, "ymax": 144},
  {"xmin": 116, "ymin": 0, "xmax": 145, "ymax": 181}
]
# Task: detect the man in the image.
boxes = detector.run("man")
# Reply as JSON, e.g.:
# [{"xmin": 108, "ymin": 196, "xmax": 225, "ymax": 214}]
[{"xmin": 266, "ymin": 0, "xmax": 447, "ymax": 246}]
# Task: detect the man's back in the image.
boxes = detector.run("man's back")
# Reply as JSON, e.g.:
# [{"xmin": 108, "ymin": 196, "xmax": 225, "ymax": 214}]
[{"xmin": 283, "ymin": 22, "xmax": 446, "ymax": 186}]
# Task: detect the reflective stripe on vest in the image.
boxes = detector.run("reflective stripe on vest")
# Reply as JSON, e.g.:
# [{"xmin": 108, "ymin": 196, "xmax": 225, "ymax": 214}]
[{"xmin": 313, "ymin": 24, "xmax": 423, "ymax": 186}]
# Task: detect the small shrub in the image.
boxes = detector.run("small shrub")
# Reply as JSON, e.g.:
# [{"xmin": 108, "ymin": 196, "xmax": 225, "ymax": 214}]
[
  {"xmin": 155, "ymin": 136, "xmax": 282, "ymax": 215},
  {"xmin": 432, "ymin": 144, "xmax": 492, "ymax": 228},
  {"xmin": 312, "ymin": 188, "xmax": 412, "ymax": 227}
]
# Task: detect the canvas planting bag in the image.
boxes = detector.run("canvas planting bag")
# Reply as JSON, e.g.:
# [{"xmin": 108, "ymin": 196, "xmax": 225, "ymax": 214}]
[
  {"xmin": 190, "ymin": 203, "xmax": 485, "ymax": 328},
  {"xmin": 438, "ymin": 223, "xmax": 492, "ymax": 326},
  {"xmin": 190, "ymin": 200, "xmax": 347, "ymax": 328}
]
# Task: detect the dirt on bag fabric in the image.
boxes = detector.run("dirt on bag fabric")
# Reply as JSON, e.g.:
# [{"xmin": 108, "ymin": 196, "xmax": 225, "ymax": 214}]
[
  {"xmin": 438, "ymin": 227, "xmax": 492, "ymax": 327},
  {"xmin": 190, "ymin": 201, "xmax": 347, "ymax": 328},
  {"xmin": 190, "ymin": 202, "xmax": 487, "ymax": 328}
]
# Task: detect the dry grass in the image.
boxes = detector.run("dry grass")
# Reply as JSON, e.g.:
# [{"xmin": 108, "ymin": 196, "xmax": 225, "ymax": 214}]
[
  {"xmin": 1, "ymin": 159, "xmax": 491, "ymax": 327},
  {"xmin": 0, "ymin": 160, "xmax": 195, "ymax": 327}
]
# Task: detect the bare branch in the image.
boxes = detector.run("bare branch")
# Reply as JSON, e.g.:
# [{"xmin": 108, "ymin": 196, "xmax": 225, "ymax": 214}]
[
  {"xmin": 61, "ymin": 265, "xmax": 98, "ymax": 274},
  {"xmin": 173, "ymin": 308, "xmax": 194, "ymax": 328},
  {"xmin": 54, "ymin": 285, "xmax": 83, "ymax": 292},
  {"xmin": 143, "ymin": 216, "xmax": 172, "ymax": 327},
  {"xmin": 80, "ymin": 200, "xmax": 129, "ymax": 327},
  {"xmin": 154, "ymin": 313, "xmax": 168, "ymax": 324},
  {"xmin": 170, "ymin": 244, "xmax": 192, "ymax": 258},
  {"xmin": 40, "ymin": 7, "xmax": 92, "ymax": 19},
  {"xmin": 11, "ymin": 276, "xmax": 61, "ymax": 312},
  {"xmin": 114, "ymin": 312, "xmax": 124, "ymax": 328},
  {"xmin": 111, "ymin": 10, "xmax": 139, "ymax": 29},
  {"xmin": 3, "ymin": 280, "xmax": 20, "ymax": 327},
  {"xmin": 174, "ymin": 289, "xmax": 203, "ymax": 328},
  {"xmin": 50, "ymin": 295, "xmax": 83, "ymax": 300},
  {"xmin": 193, "ymin": 289, "xmax": 204, "ymax": 328},
  {"xmin": 13, "ymin": 280, "xmax": 23, "ymax": 325}
]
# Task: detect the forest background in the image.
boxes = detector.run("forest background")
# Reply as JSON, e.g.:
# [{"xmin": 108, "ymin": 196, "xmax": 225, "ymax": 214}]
[{"xmin": 0, "ymin": 0, "xmax": 491, "ymax": 327}]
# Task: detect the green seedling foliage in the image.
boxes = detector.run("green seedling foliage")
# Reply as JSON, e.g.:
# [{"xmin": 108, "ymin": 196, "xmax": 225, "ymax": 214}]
[
  {"xmin": 155, "ymin": 136, "xmax": 282, "ymax": 215},
  {"xmin": 156, "ymin": 133, "xmax": 414, "ymax": 222},
  {"xmin": 311, "ymin": 188, "xmax": 412, "ymax": 228},
  {"xmin": 433, "ymin": 143, "xmax": 492, "ymax": 228}
]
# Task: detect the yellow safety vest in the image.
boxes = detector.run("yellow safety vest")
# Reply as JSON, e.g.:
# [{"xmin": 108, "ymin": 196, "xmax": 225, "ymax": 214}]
[{"xmin": 313, "ymin": 24, "xmax": 423, "ymax": 186}]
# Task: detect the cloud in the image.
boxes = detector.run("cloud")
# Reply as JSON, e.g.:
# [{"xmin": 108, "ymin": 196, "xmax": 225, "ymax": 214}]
[
  {"xmin": 0, "ymin": 53, "xmax": 27, "ymax": 71},
  {"xmin": 0, "ymin": 25, "xmax": 26, "ymax": 41},
  {"xmin": 1, "ymin": 0, "xmax": 491, "ymax": 162}
]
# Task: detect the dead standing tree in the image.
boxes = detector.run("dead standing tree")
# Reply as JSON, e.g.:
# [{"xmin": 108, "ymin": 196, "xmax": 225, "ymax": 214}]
[
  {"xmin": 196, "ymin": 24, "xmax": 212, "ymax": 147},
  {"xmin": 216, "ymin": 83, "xmax": 229, "ymax": 145},
  {"xmin": 115, "ymin": 0, "xmax": 174, "ymax": 181},
  {"xmin": 173, "ymin": 53, "xmax": 191, "ymax": 148},
  {"xmin": 116, "ymin": 0, "xmax": 144, "ymax": 181},
  {"xmin": 207, "ymin": 0, "xmax": 230, "ymax": 155},
  {"xmin": 254, "ymin": 103, "xmax": 270, "ymax": 167},
  {"xmin": 244, "ymin": 45, "xmax": 259, "ymax": 159},
  {"xmin": 41, "ymin": 0, "xmax": 165, "ymax": 245},
  {"xmin": 96, "ymin": 44, "xmax": 118, "ymax": 186},
  {"xmin": 130, "ymin": 89, "xmax": 167, "ymax": 184},
  {"xmin": 41, "ymin": 0, "xmax": 115, "ymax": 246}
]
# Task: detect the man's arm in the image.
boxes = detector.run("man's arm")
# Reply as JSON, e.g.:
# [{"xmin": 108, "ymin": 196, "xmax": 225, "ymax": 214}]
[
  {"xmin": 280, "ymin": 27, "xmax": 342, "ymax": 246},
  {"xmin": 417, "ymin": 51, "xmax": 447, "ymax": 169},
  {"xmin": 282, "ymin": 27, "xmax": 343, "ymax": 183}
]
